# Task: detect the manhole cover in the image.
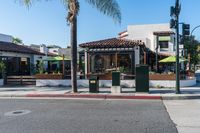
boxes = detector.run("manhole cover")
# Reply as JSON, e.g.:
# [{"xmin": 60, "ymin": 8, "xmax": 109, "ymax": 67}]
[{"xmin": 4, "ymin": 110, "xmax": 31, "ymax": 117}]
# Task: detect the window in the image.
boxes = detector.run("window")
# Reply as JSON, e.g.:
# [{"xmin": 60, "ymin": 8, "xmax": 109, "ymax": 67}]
[{"xmin": 159, "ymin": 41, "xmax": 169, "ymax": 51}]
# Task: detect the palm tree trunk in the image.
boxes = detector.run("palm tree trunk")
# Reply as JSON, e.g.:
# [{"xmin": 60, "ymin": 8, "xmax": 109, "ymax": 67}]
[{"xmin": 70, "ymin": 16, "xmax": 78, "ymax": 93}]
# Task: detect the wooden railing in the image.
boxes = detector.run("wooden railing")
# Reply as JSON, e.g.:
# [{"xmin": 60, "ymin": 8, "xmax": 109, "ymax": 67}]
[{"xmin": 6, "ymin": 76, "xmax": 36, "ymax": 85}]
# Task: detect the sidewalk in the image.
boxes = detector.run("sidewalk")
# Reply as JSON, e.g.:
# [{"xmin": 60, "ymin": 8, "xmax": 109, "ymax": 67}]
[{"xmin": 0, "ymin": 85, "xmax": 200, "ymax": 100}]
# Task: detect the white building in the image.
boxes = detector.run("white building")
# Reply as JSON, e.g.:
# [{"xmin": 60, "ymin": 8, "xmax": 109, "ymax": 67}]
[
  {"xmin": 0, "ymin": 33, "xmax": 13, "ymax": 42},
  {"xmin": 118, "ymin": 23, "xmax": 183, "ymax": 56}
]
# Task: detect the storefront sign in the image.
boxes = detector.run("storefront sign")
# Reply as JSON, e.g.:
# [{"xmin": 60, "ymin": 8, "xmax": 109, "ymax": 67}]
[{"xmin": 21, "ymin": 57, "xmax": 27, "ymax": 62}]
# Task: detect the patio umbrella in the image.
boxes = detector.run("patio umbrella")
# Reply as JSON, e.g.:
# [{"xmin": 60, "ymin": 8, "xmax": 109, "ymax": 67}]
[
  {"xmin": 45, "ymin": 56, "xmax": 71, "ymax": 61},
  {"xmin": 159, "ymin": 56, "xmax": 187, "ymax": 63}
]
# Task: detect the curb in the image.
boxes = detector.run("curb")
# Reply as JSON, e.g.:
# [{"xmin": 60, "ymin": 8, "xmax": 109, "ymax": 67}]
[
  {"xmin": 0, "ymin": 93, "xmax": 200, "ymax": 100},
  {"xmin": 26, "ymin": 94, "xmax": 162, "ymax": 100}
]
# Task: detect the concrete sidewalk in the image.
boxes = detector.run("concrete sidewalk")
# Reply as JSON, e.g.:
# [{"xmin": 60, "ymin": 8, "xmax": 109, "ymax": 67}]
[
  {"xmin": 0, "ymin": 86, "xmax": 200, "ymax": 100},
  {"xmin": 164, "ymin": 100, "xmax": 200, "ymax": 133}
]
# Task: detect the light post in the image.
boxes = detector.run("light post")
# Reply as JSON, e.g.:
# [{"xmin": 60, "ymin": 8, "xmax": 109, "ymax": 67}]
[{"xmin": 170, "ymin": 0, "xmax": 181, "ymax": 94}]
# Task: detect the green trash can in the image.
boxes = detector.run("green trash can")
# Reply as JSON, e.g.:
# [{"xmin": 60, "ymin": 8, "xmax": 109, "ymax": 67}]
[
  {"xmin": 112, "ymin": 71, "xmax": 121, "ymax": 86},
  {"xmin": 89, "ymin": 76, "xmax": 99, "ymax": 93},
  {"xmin": 136, "ymin": 65, "xmax": 149, "ymax": 93}
]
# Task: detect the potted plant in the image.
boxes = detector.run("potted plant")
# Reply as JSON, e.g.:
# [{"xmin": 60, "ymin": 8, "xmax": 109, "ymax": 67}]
[{"xmin": 0, "ymin": 61, "xmax": 6, "ymax": 86}]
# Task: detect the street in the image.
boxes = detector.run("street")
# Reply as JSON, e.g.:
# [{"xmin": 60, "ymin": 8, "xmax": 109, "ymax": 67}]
[{"xmin": 0, "ymin": 99, "xmax": 177, "ymax": 133}]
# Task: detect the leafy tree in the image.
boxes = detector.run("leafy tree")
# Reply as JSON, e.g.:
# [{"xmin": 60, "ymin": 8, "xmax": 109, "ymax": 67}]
[
  {"xmin": 18, "ymin": 0, "xmax": 121, "ymax": 92},
  {"xmin": 184, "ymin": 36, "xmax": 200, "ymax": 70},
  {"xmin": 12, "ymin": 37, "xmax": 23, "ymax": 45}
]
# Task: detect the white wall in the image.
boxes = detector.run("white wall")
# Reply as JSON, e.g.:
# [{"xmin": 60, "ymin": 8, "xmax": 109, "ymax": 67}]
[
  {"xmin": 40, "ymin": 44, "xmax": 48, "ymax": 55},
  {"xmin": 0, "ymin": 33, "xmax": 12, "ymax": 42},
  {"xmin": 48, "ymin": 48, "xmax": 59, "ymax": 55},
  {"xmin": 36, "ymin": 78, "xmax": 196, "ymax": 88},
  {"xmin": 125, "ymin": 23, "xmax": 174, "ymax": 53}
]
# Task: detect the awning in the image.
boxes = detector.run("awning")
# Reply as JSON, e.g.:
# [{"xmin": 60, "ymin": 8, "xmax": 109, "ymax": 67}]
[
  {"xmin": 44, "ymin": 56, "xmax": 71, "ymax": 61},
  {"xmin": 159, "ymin": 56, "xmax": 188, "ymax": 63}
]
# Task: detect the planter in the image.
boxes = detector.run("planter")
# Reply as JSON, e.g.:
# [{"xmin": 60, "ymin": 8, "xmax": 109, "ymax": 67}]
[
  {"xmin": 150, "ymin": 74, "xmax": 176, "ymax": 80},
  {"xmin": 35, "ymin": 74, "xmax": 63, "ymax": 79},
  {"xmin": 0, "ymin": 79, "xmax": 4, "ymax": 86}
]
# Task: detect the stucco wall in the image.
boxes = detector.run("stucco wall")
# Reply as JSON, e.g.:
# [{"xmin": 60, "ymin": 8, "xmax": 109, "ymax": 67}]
[
  {"xmin": 36, "ymin": 78, "xmax": 196, "ymax": 88},
  {"xmin": 0, "ymin": 79, "xmax": 4, "ymax": 86},
  {"xmin": 125, "ymin": 23, "xmax": 174, "ymax": 52}
]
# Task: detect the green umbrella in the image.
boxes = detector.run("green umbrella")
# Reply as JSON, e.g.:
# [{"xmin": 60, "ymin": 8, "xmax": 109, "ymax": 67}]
[
  {"xmin": 159, "ymin": 56, "xmax": 187, "ymax": 63},
  {"xmin": 45, "ymin": 56, "xmax": 71, "ymax": 61}
]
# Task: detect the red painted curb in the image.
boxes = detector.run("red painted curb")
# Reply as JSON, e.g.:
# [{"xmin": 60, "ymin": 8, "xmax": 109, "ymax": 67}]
[
  {"xmin": 106, "ymin": 95, "xmax": 161, "ymax": 100},
  {"xmin": 26, "ymin": 94, "xmax": 162, "ymax": 100}
]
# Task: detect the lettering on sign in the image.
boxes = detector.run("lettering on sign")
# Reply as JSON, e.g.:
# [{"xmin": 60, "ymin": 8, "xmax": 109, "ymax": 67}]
[{"xmin": 90, "ymin": 80, "xmax": 96, "ymax": 84}]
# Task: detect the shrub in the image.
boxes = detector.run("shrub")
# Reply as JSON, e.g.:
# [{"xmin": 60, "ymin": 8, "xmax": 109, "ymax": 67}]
[{"xmin": 0, "ymin": 61, "xmax": 6, "ymax": 79}]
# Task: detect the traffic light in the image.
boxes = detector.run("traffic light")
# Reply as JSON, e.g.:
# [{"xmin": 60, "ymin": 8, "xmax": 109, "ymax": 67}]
[
  {"xmin": 182, "ymin": 24, "xmax": 190, "ymax": 37},
  {"xmin": 170, "ymin": 6, "xmax": 175, "ymax": 17},
  {"xmin": 170, "ymin": 19, "xmax": 176, "ymax": 29}
]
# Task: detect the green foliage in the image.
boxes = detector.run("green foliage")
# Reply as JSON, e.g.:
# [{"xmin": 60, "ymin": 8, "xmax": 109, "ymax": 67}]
[
  {"xmin": 184, "ymin": 36, "xmax": 200, "ymax": 65},
  {"xmin": 38, "ymin": 61, "xmax": 44, "ymax": 74},
  {"xmin": 119, "ymin": 66, "xmax": 124, "ymax": 73},
  {"xmin": 0, "ymin": 61, "xmax": 6, "ymax": 79},
  {"xmin": 18, "ymin": 0, "xmax": 121, "ymax": 24},
  {"xmin": 85, "ymin": 0, "xmax": 121, "ymax": 24},
  {"xmin": 12, "ymin": 37, "xmax": 23, "ymax": 45}
]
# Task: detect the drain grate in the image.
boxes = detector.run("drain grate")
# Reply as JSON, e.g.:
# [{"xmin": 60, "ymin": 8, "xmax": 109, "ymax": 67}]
[{"xmin": 4, "ymin": 110, "xmax": 31, "ymax": 117}]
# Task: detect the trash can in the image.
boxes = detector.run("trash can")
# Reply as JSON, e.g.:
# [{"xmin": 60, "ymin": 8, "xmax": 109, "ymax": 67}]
[
  {"xmin": 112, "ymin": 71, "xmax": 121, "ymax": 86},
  {"xmin": 111, "ymin": 71, "xmax": 121, "ymax": 94},
  {"xmin": 89, "ymin": 76, "xmax": 99, "ymax": 93},
  {"xmin": 136, "ymin": 65, "xmax": 149, "ymax": 93}
]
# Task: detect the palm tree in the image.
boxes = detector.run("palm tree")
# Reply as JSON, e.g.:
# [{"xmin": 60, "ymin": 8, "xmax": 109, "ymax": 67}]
[{"xmin": 18, "ymin": 0, "xmax": 121, "ymax": 93}]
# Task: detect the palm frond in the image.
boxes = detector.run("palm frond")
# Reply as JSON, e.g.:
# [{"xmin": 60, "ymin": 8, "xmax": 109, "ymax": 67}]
[
  {"xmin": 16, "ymin": 0, "xmax": 33, "ymax": 8},
  {"xmin": 85, "ymin": 0, "xmax": 121, "ymax": 24}
]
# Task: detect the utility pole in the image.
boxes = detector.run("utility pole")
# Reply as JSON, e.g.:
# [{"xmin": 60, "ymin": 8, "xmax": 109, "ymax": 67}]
[{"xmin": 170, "ymin": 0, "xmax": 181, "ymax": 94}]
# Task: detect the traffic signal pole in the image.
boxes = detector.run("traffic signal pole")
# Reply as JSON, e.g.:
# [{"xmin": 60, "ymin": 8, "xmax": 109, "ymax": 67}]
[
  {"xmin": 175, "ymin": 7, "xmax": 180, "ymax": 94},
  {"xmin": 171, "ymin": 0, "xmax": 181, "ymax": 94},
  {"xmin": 175, "ymin": 0, "xmax": 181, "ymax": 94}
]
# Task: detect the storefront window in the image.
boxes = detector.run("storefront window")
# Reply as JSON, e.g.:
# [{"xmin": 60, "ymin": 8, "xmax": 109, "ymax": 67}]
[
  {"xmin": 91, "ymin": 53, "xmax": 132, "ymax": 74},
  {"xmin": 0, "ymin": 56, "xmax": 30, "ymax": 76}
]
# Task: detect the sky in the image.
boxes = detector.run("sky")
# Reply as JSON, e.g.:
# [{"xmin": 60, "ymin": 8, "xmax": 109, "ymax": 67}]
[{"xmin": 0, "ymin": 0, "xmax": 200, "ymax": 48}]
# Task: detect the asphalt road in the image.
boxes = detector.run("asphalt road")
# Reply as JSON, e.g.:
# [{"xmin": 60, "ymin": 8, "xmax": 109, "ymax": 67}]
[{"xmin": 0, "ymin": 99, "xmax": 177, "ymax": 133}]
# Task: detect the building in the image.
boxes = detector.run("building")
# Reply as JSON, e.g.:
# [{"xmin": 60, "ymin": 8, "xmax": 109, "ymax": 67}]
[
  {"xmin": 118, "ymin": 23, "xmax": 183, "ymax": 56},
  {"xmin": 79, "ymin": 38, "xmax": 146, "ymax": 79},
  {"xmin": 0, "ymin": 33, "xmax": 13, "ymax": 43},
  {"xmin": 0, "ymin": 34, "xmax": 45, "ymax": 76},
  {"xmin": 79, "ymin": 23, "xmax": 176, "ymax": 79}
]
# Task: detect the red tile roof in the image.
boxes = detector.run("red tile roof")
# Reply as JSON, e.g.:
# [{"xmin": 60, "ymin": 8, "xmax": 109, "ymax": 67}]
[
  {"xmin": 0, "ymin": 41, "xmax": 44, "ymax": 55},
  {"xmin": 79, "ymin": 38, "xmax": 144, "ymax": 49}
]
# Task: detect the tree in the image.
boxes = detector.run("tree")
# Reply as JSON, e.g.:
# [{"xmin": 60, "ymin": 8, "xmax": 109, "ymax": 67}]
[
  {"xmin": 12, "ymin": 37, "xmax": 23, "ymax": 45},
  {"xmin": 18, "ymin": 0, "xmax": 121, "ymax": 92},
  {"xmin": 184, "ymin": 36, "xmax": 200, "ymax": 70}
]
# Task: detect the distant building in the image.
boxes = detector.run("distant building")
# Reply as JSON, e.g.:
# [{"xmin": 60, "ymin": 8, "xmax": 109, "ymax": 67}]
[
  {"xmin": 47, "ymin": 45, "xmax": 62, "ymax": 55},
  {"xmin": 0, "ymin": 33, "xmax": 12, "ymax": 42}
]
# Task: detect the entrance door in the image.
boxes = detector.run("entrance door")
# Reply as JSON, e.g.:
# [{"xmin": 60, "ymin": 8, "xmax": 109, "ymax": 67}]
[{"xmin": 20, "ymin": 58, "xmax": 30, "ymax": 75}]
